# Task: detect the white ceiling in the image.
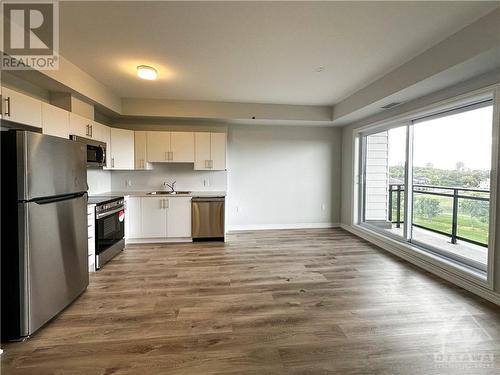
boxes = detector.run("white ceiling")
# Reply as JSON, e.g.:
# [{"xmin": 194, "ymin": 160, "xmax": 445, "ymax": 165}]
[{"xmin": 59, "ymin": 1, "xmax": 499, "ymax": 106}]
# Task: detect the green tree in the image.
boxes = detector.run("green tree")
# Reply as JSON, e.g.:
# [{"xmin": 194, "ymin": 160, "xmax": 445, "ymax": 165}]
[
  {"xmin": 414, "ymin": 197, "xmax": 442, "ymax": 220},
  {"xmin": 461, "ymin": 199, "xmax": 489, "ymax": 226}
]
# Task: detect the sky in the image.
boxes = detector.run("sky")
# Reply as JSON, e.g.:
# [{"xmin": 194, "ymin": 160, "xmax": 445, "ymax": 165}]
[{"xmin": 388, "ymin": 105, "xmax": 493, "ymax": 171}]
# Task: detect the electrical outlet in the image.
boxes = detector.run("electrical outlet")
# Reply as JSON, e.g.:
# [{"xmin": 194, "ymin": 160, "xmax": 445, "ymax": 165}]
[{"xmin": 126, "ymin": 180, "xmax": 132, "ymax": 187}]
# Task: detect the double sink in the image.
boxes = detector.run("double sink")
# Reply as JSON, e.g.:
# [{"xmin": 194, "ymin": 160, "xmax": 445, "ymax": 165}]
[{"xmin": 147, "ymin": 191, "xmax": 191, "ymax": 196}]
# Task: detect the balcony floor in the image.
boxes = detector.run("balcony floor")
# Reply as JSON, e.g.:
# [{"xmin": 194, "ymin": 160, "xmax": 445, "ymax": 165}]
[{"xmin": 388, "ymin": 226, "xmax": 487, "ymax": 267}]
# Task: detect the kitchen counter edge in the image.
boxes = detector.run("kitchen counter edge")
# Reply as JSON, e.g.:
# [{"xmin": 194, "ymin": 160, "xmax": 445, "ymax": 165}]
[{"xmin": 100, "ymin": 191, "xmax": 226, "ymax": 198}]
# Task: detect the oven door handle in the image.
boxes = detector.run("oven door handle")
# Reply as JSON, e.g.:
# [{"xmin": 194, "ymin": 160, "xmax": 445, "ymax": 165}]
[{"xmin": 96, "ymin": 206, "xmax": 124, "ymax": 219}]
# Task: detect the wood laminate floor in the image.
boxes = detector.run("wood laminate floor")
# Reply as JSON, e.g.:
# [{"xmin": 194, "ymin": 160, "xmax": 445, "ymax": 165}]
[{"xmin": 2, "ymin": 228, "xmax": 500, "ymax": 374}]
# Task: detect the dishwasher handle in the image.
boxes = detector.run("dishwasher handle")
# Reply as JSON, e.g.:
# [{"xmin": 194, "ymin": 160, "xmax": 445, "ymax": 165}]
[{"xmin": 192, "ymin": 197, "xmax": 225, "ymax": 202}]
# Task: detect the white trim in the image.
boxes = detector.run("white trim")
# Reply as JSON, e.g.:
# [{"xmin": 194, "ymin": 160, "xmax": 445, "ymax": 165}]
[
  {"xmin": 126, "ymin": 237, "xmax": 192, "ymax": 244},
  {"xmin": 227, "ymin": 222, "xmax": 340, "ymax": 232},
  {"xmin": 341, "ymin": 223, "xmax": 500, "ymax": 306},
  {"xmin": 355, "ymin": 85, "xmax": 497, "ymax": 136},
  {"xmin": 488, "ymin": 85, "xmax": 500, "ymax": 290}
]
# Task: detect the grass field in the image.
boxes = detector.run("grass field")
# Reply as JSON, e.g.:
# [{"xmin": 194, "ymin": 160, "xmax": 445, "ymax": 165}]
[{"xmin": 391, "ymin": 192, "xmax": 489, "ymax": 246}]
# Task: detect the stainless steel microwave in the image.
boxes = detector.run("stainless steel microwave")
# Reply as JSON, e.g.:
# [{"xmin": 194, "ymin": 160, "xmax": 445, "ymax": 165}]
[{"xmin": 70, "ymin": 135, "xmax": 106, "ymax": 167}]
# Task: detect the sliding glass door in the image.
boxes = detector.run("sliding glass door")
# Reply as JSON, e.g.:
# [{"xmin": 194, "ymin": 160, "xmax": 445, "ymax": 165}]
[
  {"xmin": 360, "ymin": 96, "xmax": 495, "ymax": 275},
  {"xmin": 411, "ymin": 103, "xmax": 493, "ymax": 271}
]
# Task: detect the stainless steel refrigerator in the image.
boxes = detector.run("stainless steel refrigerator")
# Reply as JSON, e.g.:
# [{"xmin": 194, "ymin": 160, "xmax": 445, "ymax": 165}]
[{"xmin": 1, "ymin": 130, "xmax": 89, "ymax": 341}]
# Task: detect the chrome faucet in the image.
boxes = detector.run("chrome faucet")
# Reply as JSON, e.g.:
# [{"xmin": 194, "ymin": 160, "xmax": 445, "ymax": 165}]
[{"xmin": 164, "ymin": 181, "xmax": 176, "ymax": 193}]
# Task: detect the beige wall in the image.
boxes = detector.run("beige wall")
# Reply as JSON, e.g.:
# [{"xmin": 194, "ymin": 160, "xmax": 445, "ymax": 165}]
[{"xmin": 227, "ymin": 124, "xmax": 342, "ymax": 230}]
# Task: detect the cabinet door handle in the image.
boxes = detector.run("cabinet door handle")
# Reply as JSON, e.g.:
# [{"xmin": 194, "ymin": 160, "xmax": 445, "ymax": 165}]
[
  {"xmin": 111, "ymin": 157, "xmax": 115, "ymax": 168},
  {"xmin": 4, "ymin": 96, "xmax": 11, "ymax": 117},
  {"xmin": 166, "ymin": 199, "xmax": 169, "ymax": 209},
  {"xmin": 90, "ymin": 125, "xmax": 93, "ymax": 137}
]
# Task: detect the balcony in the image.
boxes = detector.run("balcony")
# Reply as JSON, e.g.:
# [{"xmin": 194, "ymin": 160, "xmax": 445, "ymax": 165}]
[{"xmin": 385, "ymin": 184, "xmax": 489, "ymax": 270}]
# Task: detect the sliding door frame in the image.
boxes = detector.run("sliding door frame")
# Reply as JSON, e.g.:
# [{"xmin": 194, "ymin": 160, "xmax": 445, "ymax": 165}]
[{"xmin": 354, "ymin": 85, "xmax": 499, "ymax": 289}]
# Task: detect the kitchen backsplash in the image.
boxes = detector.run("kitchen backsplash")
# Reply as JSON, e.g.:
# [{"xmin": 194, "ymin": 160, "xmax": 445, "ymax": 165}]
[
  {"xmin": 87, "ymin": 169, "xmax": 112, "ymax": 195},
  {"xmin": 110, "ymin": 163, "xmax": 227, "ymax": 192}
]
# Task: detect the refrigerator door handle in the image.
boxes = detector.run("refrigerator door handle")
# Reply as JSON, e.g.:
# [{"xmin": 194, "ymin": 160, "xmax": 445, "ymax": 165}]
[{"xmin": 33, "ymin": 192, "xmax": 87, "ymax": 205}]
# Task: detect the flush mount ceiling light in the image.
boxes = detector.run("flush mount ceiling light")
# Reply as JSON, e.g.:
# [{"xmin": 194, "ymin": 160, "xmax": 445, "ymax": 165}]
[{"xmin": 137, "ymin": 65, "xmax": 158, "ymax": 80}]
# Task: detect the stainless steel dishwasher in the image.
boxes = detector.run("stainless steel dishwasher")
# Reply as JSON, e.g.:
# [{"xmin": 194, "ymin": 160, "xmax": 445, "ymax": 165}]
[{"xmin": 192, "ymin": 196, "xmax": 225, "ymax": 241}]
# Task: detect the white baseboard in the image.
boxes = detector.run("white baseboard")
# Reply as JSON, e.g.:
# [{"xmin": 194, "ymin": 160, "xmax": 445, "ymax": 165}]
[
  {"xmin": 340, "ymin": 223, "xmax": 500, "ymax": 306},
  {"xmin": 227, "ymin": 222, "xmax": 340, "ymax": 232},
  {"xmin": 126, "ymin": 237, "xmax": 192, "ymax": 245}
]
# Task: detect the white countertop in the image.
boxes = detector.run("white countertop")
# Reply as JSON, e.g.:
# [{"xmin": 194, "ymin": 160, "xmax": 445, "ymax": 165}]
[{"xmin": 100, "ymin": 191, "xmax": 226, "ymax": 198}]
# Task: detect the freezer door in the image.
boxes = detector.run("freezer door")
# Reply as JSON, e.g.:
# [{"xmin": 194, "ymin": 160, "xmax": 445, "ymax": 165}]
[
  {"xmin": 18, "ymin": 131, "xmax": 87, "ymax": 200},
  {"xmin": 20, "ymin": 193, "xmax": 89, "ymax": 336}
]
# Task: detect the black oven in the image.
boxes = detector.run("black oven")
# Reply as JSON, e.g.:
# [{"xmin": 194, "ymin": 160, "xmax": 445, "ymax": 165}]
[
  {"xmin": 70, "ymin": 135, "xmax": 106, "ymax": 167},
  {"xmin": 92, "ymin": 197, "xmax": 125, "ymax": 269}
]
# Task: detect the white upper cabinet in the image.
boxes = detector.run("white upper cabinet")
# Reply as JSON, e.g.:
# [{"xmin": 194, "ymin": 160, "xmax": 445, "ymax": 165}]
[
  {"xmin": 92, "ymin": 121, "xmax": 110, "ymax": 144},
  {"xmin": 140, "ymin": 197, "xmax": 168, "ymax": 238},
  {"xmin": 146, "ymin": 131, "xmax": 195, "ymax": 163},
  {"xmin": 109, "ymin": 128, "xmax": 134, "ymax": 170},
  {"xmin": 211, "ymin": 132, "xmax": 227, "ymax": 171},
  {"xmin": 146, "ymin": 131, "xmax": 171, "ymax": 162},
  {"xmin": 166, "ymin": 197, "xmax": 192, "ymax": 238},
  {"xmin": 0, "ymin": 88, "xmax": 226, "ymax": 173},
  {"xmin": 41, "ymin": 103, "xmax": 70, "ymax": 139},
  {"xmin": 134, "ymin": 131, "xmax": 152, "ymax": 170},
  {"xmin": 194, "ymin": 132, "xmax": 211, "ymax": 170},
  {"xmin": 194, "ymin": 132, "xmax": 226, "ymax": 171},
  {"xmin": 2, "ymin": 87, "xmax": 42, "ymax": 128},
  {"xmin": 69, "ymin": 112, "xmax": 93, "ymax": 138},
  {"xmin": 170, "ymin": 132, "xmax": 194, "ymax": 162}
]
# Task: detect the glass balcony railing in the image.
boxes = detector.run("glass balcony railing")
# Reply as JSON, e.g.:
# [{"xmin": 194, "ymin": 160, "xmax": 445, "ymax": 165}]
[{"xmin": 388, "ymin": 184, "xmax": 490, "ymax": 247}]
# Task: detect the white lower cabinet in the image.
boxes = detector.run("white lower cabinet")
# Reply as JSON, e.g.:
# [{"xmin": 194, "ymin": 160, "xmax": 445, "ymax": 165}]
[
  {"xmin": 166, "ymin": 197, "xmax": 192, "ymax": 237},
  {"xmin": 125, "ymin": 197, "xmax": 142, "ymax": 238},
  {"xmin": 125, "ymin": 196, "xmax": 192, "ymax": 242},
  {"xmin": 141, "ymin": 197, "xmax": 168, "ymax": 238}
]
